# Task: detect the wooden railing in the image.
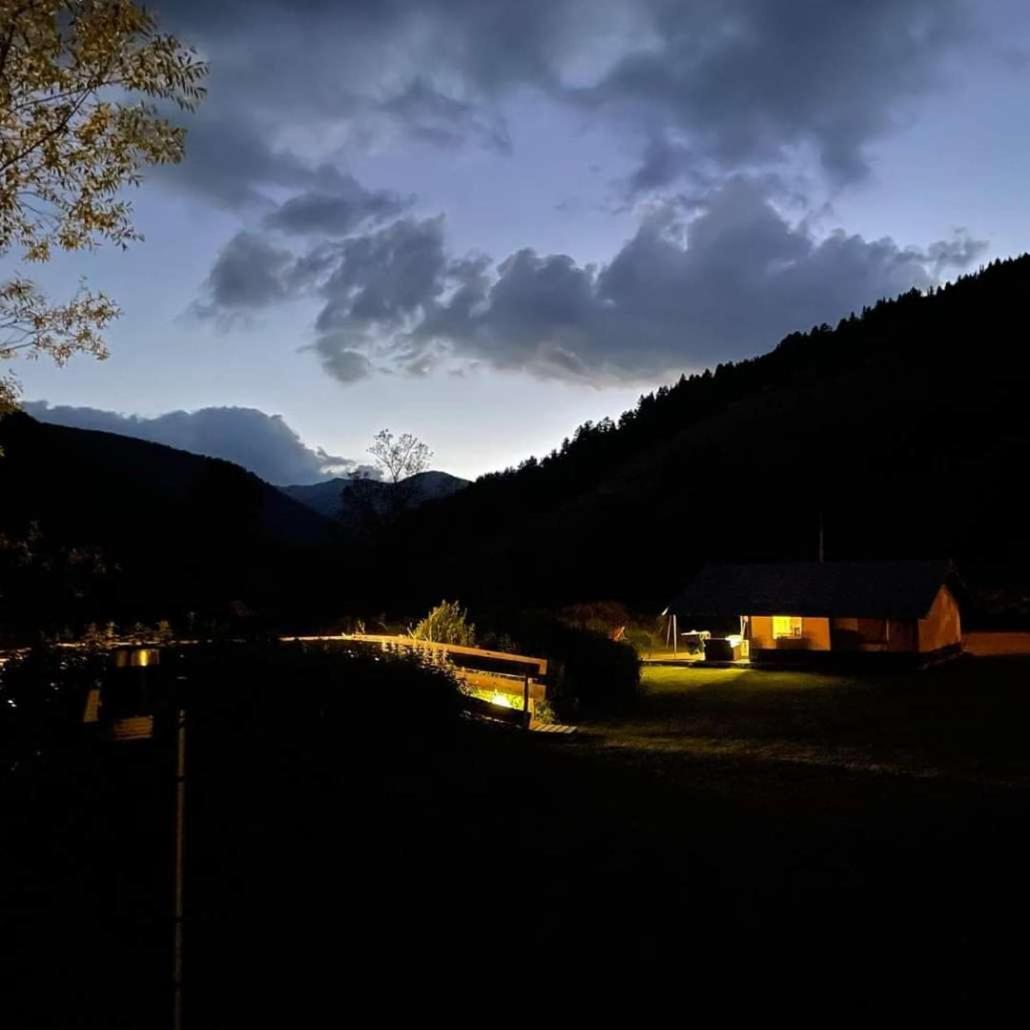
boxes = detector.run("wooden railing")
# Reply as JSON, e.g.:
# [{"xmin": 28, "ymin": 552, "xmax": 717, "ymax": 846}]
[
  {"xmin": 1, "ymin": 633, "xmax": 551, "ymax": 727},
  {"xmin": 324, "ymin": 634, "xmax": 548, "ymax": 723}
]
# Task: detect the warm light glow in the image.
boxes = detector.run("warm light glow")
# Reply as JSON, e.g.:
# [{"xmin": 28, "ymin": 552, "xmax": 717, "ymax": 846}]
[
  {"xmin": 772, "ymin": 616, "xmax": 803, "ymax": 638},
  {"xmin": 490, "ymin": 692, "xmax": 512, "ymax": 708},
  {"xmin": 116, "ymin": 647, "xmax": 160, "ymax": 669}
]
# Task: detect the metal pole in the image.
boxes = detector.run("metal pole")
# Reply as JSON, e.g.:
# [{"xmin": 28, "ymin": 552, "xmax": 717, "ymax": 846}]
[
  {"xmin": 522, "ymin": 672, "xmax": 531, "ymax": 730},
  {"xmin": 173, "ymin": 708, "xmax": 186, "ymax": 1030}
]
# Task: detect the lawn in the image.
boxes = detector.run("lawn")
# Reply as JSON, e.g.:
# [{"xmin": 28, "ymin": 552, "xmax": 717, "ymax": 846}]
[{"xmin": 587, "ymin": 656, "xmax": 1030, "ymax": 785}]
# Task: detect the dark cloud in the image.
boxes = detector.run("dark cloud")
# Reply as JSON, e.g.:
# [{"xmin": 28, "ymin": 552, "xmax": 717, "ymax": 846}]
[
  {"xmin": 155, "ymin": 0, "xmax": 555, "ymax": 211},
  {"xmin": 627, "ymin": 136, "xmax": 699, "ymax": 196},
  {"xmin": 380, "ymin": 79, "xmax": 512, "ymax": 152},
  {"xmin": 156, "ymin": 0, "xmax": 969, "ymax": 207},
  {"xmin": 193, "ymin": 186, "xmax": 430, "ymax": 324},
  {"xmin": 315, "ymin": 217, "xmax": 450, "ymax": 330},
  {"xmin": 263, "ymin": 175, "xmax": 412, "ymax": 236},
  {"xmin": 155, "ymin": 115, "xmax": 321, "ymax": 210},
  {"xmin": 22, "ymin": 402, "xmax": 365, "ymax": 485},
  {"xmin": 925, "ymin": 232, "xmax": 990, "ymax": 275},
  {"xmin": 283, "ymin": 179, "xmax": 986, "ymax": 384},
  {"xmin": 308, "ymin": 338, "xmax": 374, "ymax": 383},
  {"xmin": 433, "ymin": 180, "xmax": 985, "ymax": 378},
  {"xmin": 305, "ymin": 216, "xmax": 453, "ymax": 381},
  {"xmin": 588, "ymin": 0, "xmax": 969, "ymax": 190},
  {"xmin": 192, "ymin": 231, "xmax": 297, "ymax": 322}
]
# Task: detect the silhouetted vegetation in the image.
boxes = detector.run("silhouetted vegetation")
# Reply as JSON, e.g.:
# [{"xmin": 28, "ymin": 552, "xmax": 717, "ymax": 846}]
[
  {"xmin": 0, "ymin": 414, "xmax": 342, "ymax": 640},
  {"xmin": 0, "ymin": 640, "xmax": 464, "ymax": 1026},
  {"xmin": 474, "ymin": 608, "xmax": 641, "ymax": 719},
  {"xmin": 0, "ymin": 640, "xmax": 463, "ymax": 776},
  {"xmin": 361, "ymin": 255, "xmax": 1030, "ymax": 621}
]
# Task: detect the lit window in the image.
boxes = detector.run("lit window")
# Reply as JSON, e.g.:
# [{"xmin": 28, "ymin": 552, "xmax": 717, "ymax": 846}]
[{"xmin": 772, "ymin": 615, "xmax": 803, "ymax": 638}]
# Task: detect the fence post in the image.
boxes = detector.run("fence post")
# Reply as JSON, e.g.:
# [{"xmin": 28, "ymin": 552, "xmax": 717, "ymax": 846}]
[{"xmin": 172, "ymin": 706, "xmax": 186, "ymax": 1030}]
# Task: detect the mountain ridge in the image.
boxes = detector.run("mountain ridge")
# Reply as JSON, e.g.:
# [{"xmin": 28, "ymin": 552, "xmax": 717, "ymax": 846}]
[
  {"xmin": 0, "ymin": 412, "xmax": 335, "ymax": 630},
  {"xmin": 283, "ymin": 470, "xmax": 469, "ymax": 520}
]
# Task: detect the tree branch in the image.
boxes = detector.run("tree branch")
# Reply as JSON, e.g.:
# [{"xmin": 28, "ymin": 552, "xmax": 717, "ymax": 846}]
[{"xmin": 0, "ymin": 3, "xmax": 31, "ymax": 83}]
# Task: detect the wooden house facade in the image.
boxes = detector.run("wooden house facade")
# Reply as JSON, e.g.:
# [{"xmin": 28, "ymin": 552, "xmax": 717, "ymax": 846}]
[{"xmin": 667, "ymin": 561, "xmax": 962, "ymax": 666}]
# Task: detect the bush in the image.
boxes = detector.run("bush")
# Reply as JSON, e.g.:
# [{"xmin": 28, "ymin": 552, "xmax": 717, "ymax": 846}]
[
  {"xmin": 411, "ymin": 600, "xmax": 476, "ymax": 646},
  {"xmin": 173, "ymin": 640, "xmax": 466, "ymax": 737},
  {"xmin": 0, "ymin": 645, "xmax": 107, "ymax": 772},
  {"xmin": 557, "ymin": 601, "xmax": 631, "ymax": 638},
  {"xmin": 495, "ymin": 612, "xmax": 640, "ymax": 721},
  {"xmin": 0, "ymin": 640, "xmax": 465, "ymax": 777},
  {"xmin": 624, "ymin": 617, "xmax": 669, "ymax": 657}
]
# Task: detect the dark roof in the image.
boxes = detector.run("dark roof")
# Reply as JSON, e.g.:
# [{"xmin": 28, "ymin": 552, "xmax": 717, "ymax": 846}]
[{"xmin": 667, "ymin": 561, "xmax": 955, "ymax": 620}]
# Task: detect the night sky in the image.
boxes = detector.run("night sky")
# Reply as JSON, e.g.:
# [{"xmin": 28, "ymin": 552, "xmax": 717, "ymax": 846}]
[{"xmin": 12, "ymin": 0, "xmax": 1030, "ymax": 483}]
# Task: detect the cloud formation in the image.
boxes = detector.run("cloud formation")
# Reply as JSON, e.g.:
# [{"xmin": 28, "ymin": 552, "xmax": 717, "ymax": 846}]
[
  {"xmin": 196, "ymin": 231, "xmax": 297, "ymax": 319},
  {"xmin": 23, "ymin": 403, "xmax": 369, "ymax": 485},
  {"xmin": 198, "ymin": 179, "xmax": 986, "ymax": 384},
  {"xmin": 415, "ymin": 180, "xmax": 986, "ymax": 380},
  {"xmin": 263, "ymin": 175, "xmax": 412, "ymax": 237},
  {"xmin": 157, "ymin": 0, "xmax": 968, "ymax": 207},
  {"xmin": 172, "ymin": 1, "xmax": 984, "ymax": 387},
  {"xmin": 585, "ymin": 0, "xmax": 969, "ymax": 189}
]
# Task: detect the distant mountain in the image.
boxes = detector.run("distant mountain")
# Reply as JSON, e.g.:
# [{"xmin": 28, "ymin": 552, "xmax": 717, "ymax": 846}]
[
  {"xmin": 283, "ymin": 470, "xmax": 469, "ymax": 520},
  {"xmin": 0, "ymin": 413, "xmax": 334, "ymax": 630},
  {"xmin": 354, "ymin": 254, "xmax": 1030, "ymax": 619}
]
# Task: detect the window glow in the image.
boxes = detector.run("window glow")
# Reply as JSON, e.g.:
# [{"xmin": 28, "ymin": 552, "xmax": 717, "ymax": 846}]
[{"xmin": 772, "ymin": 616, "xmax": 803, "ymax": 638}]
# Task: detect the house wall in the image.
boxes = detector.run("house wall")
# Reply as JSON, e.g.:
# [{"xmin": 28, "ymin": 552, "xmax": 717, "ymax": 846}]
[
  {"xmin": 749, "ymin": 615, "xmax": 831, "ymax": 651},
  {"xmin": 917, "ymin": 585, "xmax": 962, "ymax": 653},
  {"xmin": 887, "ymin": 620, "xmax": 917, "ymax": 652},
  {"xmin": 745, "ymin": 585, "xmax": 960, "ymax": 657},
  {"xmin": 831, "ymin": 617, "xmax": 917, "ymax": 652}
]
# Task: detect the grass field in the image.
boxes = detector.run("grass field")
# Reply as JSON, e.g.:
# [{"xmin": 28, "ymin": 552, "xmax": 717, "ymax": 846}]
[{"xmin": 588, "ymin": 656, "xmax": 1030, "ymax": 785}]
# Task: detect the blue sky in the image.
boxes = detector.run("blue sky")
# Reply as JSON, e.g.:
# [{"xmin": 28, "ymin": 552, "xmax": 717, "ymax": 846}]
[{"xmin": 10, "ymin": 0, "xmax": 1030, "ymax": 483}]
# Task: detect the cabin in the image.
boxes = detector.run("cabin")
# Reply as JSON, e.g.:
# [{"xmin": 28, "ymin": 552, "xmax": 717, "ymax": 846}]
[{"xmin": 665, "ymin": 561, "xmax": 962, "ymax": 667}]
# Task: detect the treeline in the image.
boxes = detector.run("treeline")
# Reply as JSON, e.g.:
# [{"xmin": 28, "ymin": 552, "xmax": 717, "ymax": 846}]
[
  {"xmin": 474, "ymin": 256, "xmax": 1024, "ymax": 510},
  {"xmin": 364, "ymin": 254, "xmax": 1030, "ymax": 615}
]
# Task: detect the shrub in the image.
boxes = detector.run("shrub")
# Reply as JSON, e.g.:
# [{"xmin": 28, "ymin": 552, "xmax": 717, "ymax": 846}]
[
  {"xmin": 558, "ymin": 601, "xmax": 631, "ymax": 638},
  {"xmin": 499, "ymin": 612, "xmax": 640, "ymax": 721},
  {"xmin": 624, "ymin": 616, "xmax": 669, "ymax": 658},
  {"xmin": 0, "ymin": 640, "xmax": 465, "ymax": 777},
  {"xmin": 411, "ymin": 600, "xmax": 476, "ymax": 646},
  {"xmin": 0, "ymin": 646, "xmax": 108, "ymax": 773}
]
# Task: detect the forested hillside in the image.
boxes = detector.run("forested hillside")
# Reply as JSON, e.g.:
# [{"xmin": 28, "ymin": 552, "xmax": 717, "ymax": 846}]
[
  {"xmin": 370, "ymin": 256, "xmax": 1030, "ymax": 618},
  {"xmin": 0, "ymin": 414, "xmax": 334, "ymax": 634}
]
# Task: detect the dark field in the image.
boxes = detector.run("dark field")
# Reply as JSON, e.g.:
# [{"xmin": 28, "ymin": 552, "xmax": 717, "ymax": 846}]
[{"xmin": 5, "ymin": 650, "xmax": 1030, "ymax": 1023}]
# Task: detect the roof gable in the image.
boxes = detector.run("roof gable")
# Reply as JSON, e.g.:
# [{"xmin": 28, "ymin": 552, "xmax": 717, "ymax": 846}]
[{"xmin": 668, "ymin": 561, "xmax": 955, "ymax": 620}]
